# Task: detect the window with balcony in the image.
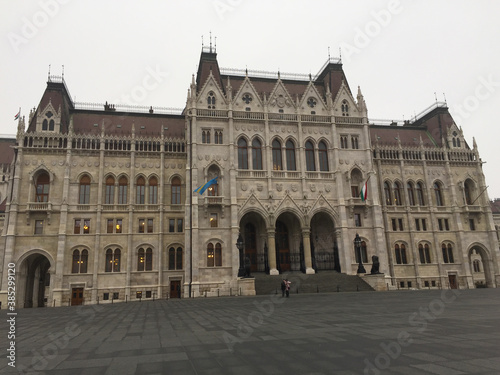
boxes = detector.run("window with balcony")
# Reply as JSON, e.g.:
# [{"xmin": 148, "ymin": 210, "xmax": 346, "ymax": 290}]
[
  {"xmin": 148, "ymin": 177, "xmax": 158, "ymax": 204},
  {"xmin": 318, "ymin": 141, "xmax": 329, "ymax": 171},
  {"xmin": 305, "ymin": 140, "xmax": 315, "ymax": 171},
  {"xmin": 118, "ymin": 176, "xmax": 128, "ymax": 204},
  {"xmin": 285, "ymin": 140, "xmax": 296, "ymax": 171},
  {"xmin": 105, "ymin": 176, "xmax": 115, "ymax": 204},
  {"xmin": 35, "ymin": 172, "xmax": 50, "ymax": 202},
  {"xmin": 238, "ymin": 138, "xmax": 248, "ymax": 169},
  {"xmin": 272, "ymin": 139, "xmax": 282, "ymax": 170},
  {"xmin": 79, "ymin": 175, "xmax": 91, "ymax": 204},
  {"xmin": 171, "ymin": 177, "xmax": 181, "ymax": 204},
  {"xmin": 252, "ymin": 138, "xmax": 263, "ymax": 170},
  {"xmin": 136, "ymin": 176, "xmax": 145, "ymax": 204}
]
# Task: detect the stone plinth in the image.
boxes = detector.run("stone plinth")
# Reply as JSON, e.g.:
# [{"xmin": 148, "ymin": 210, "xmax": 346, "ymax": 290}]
[
  {"xmin": 237, "ymin": 277, "xmax": 256, "ymax": 296},
  {"xmin": 361, "ymin": 273, "xmax": 388, "ymax": 291}
]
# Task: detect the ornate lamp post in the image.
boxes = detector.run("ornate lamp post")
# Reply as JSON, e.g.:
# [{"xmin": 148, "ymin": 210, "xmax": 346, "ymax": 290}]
[
  {"xmin": 354, "ymin": 233, "xmax": 366, "ymax": 274},
  {"xmin": 236, "ymin": 233, "xmax": 245, "ymax": 277}
]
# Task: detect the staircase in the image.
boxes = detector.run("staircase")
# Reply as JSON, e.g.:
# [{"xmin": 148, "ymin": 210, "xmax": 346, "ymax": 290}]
[{"xmin": 253, "ymin": 271, "xmax": 375, "ymax": 295}]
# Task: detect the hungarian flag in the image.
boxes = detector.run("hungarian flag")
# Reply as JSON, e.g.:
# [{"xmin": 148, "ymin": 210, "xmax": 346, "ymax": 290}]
[
  {"xmin": 14, "ymin": 110, "xmax": 20, "ymax": 120},
  {"xmin": 360, "ymin": 179, "xmax": 368, "ymax": 201},
  {"xmin": 194, "ymin": 176, "xmax": 218, "ymax": 195}
]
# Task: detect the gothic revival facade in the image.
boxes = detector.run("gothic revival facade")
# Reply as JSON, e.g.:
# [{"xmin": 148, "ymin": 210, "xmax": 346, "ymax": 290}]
[{"xmin": 1, "ymin": 47, "xmax": 499, "ymax": 307}]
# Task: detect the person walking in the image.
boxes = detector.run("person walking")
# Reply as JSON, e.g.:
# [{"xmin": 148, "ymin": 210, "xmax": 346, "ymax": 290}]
[
  {"xmin": 281, "ymin": 278, "xmax": 286, "ymax": 297},
  {"xmin": 285, "ymin": 279, "xmax": 291, "ymax": 298}
]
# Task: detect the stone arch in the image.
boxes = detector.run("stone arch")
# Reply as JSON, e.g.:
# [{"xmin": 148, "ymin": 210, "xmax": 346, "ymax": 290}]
[
  {"xmin": 467, "ymin": 243, "xmax": 496, "ymax": 288},
  {"xmin": 239, "ymin": 210, "xmax": 269, "ymax": 272},
  {"xmin": 309, "ymin": 211, "xmax": 339, "ymax": 271},
  {"xmin": 274, "ymin": 211, "xmax": 303, "ymax": 272}
]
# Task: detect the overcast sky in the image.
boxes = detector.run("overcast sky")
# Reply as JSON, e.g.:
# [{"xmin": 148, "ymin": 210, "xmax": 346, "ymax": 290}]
[{"xmin": 1, "ymin": 0, "xmax": 499, "ymax": 198}]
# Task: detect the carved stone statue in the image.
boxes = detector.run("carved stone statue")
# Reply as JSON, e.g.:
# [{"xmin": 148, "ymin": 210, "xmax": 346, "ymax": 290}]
[
  {"xmin": 370, "ymin": 255, "xmax": 381, "ymax": 274},
  {"xmin": 244, "ymin": 256, "xmax": 251, "ymax": 277}
]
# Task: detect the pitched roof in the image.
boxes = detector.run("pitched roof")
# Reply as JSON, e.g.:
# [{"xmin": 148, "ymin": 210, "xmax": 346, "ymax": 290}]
[
  {"xmin": 0, "ymin": 137, "xmax": 16, "ymax": 165},
  {"xmin": 490, "ymin": 199, "xmax": 500, "ymax": 214}
]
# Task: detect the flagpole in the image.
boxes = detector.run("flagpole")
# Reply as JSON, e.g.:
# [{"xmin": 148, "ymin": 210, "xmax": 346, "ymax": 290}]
[{"xmin": 470, "ymin": 186, "xmax": 489, "ymax": 205}]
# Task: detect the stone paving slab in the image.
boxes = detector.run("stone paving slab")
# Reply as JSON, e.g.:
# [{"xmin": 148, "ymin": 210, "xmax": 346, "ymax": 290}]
[{"xmin": 0, "ymin": 289, "xmax": 500, "ymax": 374}]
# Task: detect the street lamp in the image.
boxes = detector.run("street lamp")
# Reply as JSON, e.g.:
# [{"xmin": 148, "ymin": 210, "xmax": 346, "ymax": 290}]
[
  {"xmin": 236, "ymin": 233, "xmax": 245, "ymax": 277},
  {"xmin": 354, "ymin": 233, "xmax": 366, "ymax": 274}
]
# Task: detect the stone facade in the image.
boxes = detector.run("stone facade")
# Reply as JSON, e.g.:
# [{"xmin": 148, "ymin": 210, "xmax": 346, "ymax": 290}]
[{"xmin": 1, "ymin": 48, "xmax": 499, "ymax": 308}]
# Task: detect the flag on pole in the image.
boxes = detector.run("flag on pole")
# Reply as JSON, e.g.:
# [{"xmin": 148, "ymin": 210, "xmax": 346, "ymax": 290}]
[
  {"xmin": 194, "ymin": 176, "xmax": 218, "ymax": 195},
  {"xmin": 360, "ymin": 179, "xmax": 368, "ymax": 201},
  {"xmin": 14, "ymin": 109, "xmax": 20, "ymax": 120}
]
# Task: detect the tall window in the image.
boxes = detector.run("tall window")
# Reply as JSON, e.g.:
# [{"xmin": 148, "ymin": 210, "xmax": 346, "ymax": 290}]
[
  {"xmin": 34, "ymin": 220, "xmax": 44, "ymax": 234},
  {"xmin": 305, "ymin": 140, "xmax": 315, "ymax": 171},
  {"xmin": 318, "ymin": 141, "xmax": 329, "ymax": 171},
  {"xmin": 105, "ymin": 248, "xmax": 121, "ymax": 272},
  {"xmin": 136, "ymin": 176, "xmax": 145, "ymax": 204},
  {"xmin": 169, "ymin": 247, "xmax": 183, "ymax": 270},
  {"xmin": 434, "ymin": 182, "xmax": 444, "ymax": 206},
  {"xmin": 341, "ymin": 100, "xmax": 349, "ymax": 116},
  {"xmin": 72, "ymin": 249, "xmax": 88, "ymax": 273},
  {"xmin": 207, "ymin": 91, "xmax": 216, "ymax": 109},
  {"xmin": 207, "ymin": 243, "xmax": 215, "ymax": 267},
  {"xmin": 473, "ymin": 260, "xmax": 481, "ymax": 272},
  {"xmin": 252, "ymin": 138, "xmax": 263, "ymax": 170},
  {"xmin": 285, "ymin": 140, "xmax": 296, "ymax": 171},
  {"xmin": 137, "ymin": 248, "xmax": 152, "ymax": 271},
  {"xmin": 118, "ymin": 176, "xmax": 128, "ymax": 204},
  {"xmin": 395, "ymin": 244, "xmax": 408, "ymax": 264},
  {"xmin": 394, "ymin": 182, "xmax": 403, "ymax": 206},
  {"xmin": 215, "ymin": 243, "xmax": 222, "ymax": 267},
  {"xmin": 340, "ymin": 136, "xmax": 348, "ymax": 149},
  {"xmin": 238, "ymin": 138, "xmax": 248, "ymax": 169},
  {"xmin": 202, "ymin": 130, "xmax": 211, "ymax": 144},
  {"xmin": 79, "ymin": 175, "xmax": 91, "ymax": 204},
  {"xmin": 464, "ymin": 180, "xmax": 474, "ymax": 205},
  {"xmin": 384, "ymin": 181, "xmax": 392, "ymax": 205},
  {"xmin": 35, "ymin": 172, "xmax": 50, "ymax": 202},
  {"xmin": 407, "ymin": 182, "xmax": 415, "ymax": 206},
  {"xmin": 105, "ymin": 176, "xmax": 115, "ymax": 204},
  {"xmin": 149, "ymin": 177, "xmax": 158, "ymax": 204},
  {"xmin": 351, "ymin": 136, "xmax": 359, "ymax": 149},
  {"xmin": 416, "ymin": 182, "xmax": 425, "ymax": 206},
  {"xmin": 171, "ymin": 177, "xmax": 181, "ymax": 204},
  {"xmin": 215, "ymin": 130, "xmax": 223, "ymax": 144},
  {"xmin": 442, "ymin": 243, "xmax": 454, "ymax": 263},
  {"xmin": 419, "ymin": 244, "xmax": 431, "ymax": 264},
  {"xmin": 272, "ymin": 139, "xmax": 282, "ymax": 170}
]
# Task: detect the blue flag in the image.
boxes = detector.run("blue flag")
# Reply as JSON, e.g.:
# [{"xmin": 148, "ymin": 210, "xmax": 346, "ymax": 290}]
[{"xmin": 194, "ymin": 176, "xmax": 218, "ymax": 195}]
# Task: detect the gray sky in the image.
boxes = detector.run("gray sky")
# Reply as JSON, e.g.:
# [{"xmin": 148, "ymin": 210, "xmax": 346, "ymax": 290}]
[{"xmin": 2, "ymin": 0, "xmax": 499, "ymax": 198}]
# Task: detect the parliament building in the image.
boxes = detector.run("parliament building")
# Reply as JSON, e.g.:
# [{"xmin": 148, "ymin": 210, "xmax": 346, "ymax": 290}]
[{"xmin": 1, "ymin": 46, "xmax": 499, "ymax": 308}]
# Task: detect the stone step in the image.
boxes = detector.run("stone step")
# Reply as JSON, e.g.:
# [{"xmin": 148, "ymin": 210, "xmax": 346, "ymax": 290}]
[{"xmin": 252, "ymin": 271, "xmax": 375, "ymax": 295}]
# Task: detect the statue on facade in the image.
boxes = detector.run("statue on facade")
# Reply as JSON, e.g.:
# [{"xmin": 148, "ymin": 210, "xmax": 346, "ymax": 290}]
[{"xmin": 370, "ymin": 255, "xmax": 381, "ymax": 274}]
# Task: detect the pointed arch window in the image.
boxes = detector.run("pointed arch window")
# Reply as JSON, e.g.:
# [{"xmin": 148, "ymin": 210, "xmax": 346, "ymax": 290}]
[
  {"xmin": 207, "ymin": 91, "xmax": 216, "ymax": 109},
  {"xmin": 442, "ymin": 243, "xmax": 454, "ymax": 263},
  {"xmin": 35, "ymin": 172, "xmax": 50, "ymax": 202},
  {"xmin": 148, "ymin": 176, "xmax": 158, "ymax": 204},
  {"xmin": 384, "ymin": 181, "xmax": 392, "ymax": 205},
  {"xmin": 318, "ymin": 141, "xmax": 329, "ymax": 171},
  {"xmin": 393, "ymin": 182, "xmax": 403, "ymax": 206},
  {"xmin": 285, "ymin": 140, "xmax": 296, "ymax": 171},
  {"xmin": 79, "ymin": 175, "xmax": 91, "ymax": 204},
  {"xmin": 341, "ymin": 100, "xmax": 349, "ymax": 116},
  {"xmin": 137, "ymin": 248, "xmax": 153, "ymax": 271},
  {"xmin": 207, "ymin": 243, "xmax": 214, "ymax": 267},
  {"xmin": 171, "ymin": 177, "xmax": 181, "ymax": 205},
  {"xmin": 118, "ymin": 176, "xmax": 128, "ymax": 204},
  {"xmin": 464, "ymin": 180, "xmax": 473, "ymax": 205},
  {"xmin": 238, "ymin": 138, "xmax": 248, "ymax": 169},
  {"xmin": 416, "ymin": 182, "xmax": 425, "ymax": 206},
  {"xmin": 42, "ymin": 119, "xmax": 48, "ymax": 131},
  {"xmin": 434, "ymin": 182, "xmax": 444, "ymax": 206},
  {"xmin": 473, "ymin": 259, "xmax": 481, "ymax": 272},
  {"xmin": 419, "ymin": 244, "xmax": 431, "ymax": 263},
  {"xmin": 105, "ymin": 248, "xmax": 121, "ymax": 272},
  {"xmin": 169, "ymin": 247, "xmax": 183, "ymax": 270},
  {"xmin": 49, "ymin": 119, "xmax": 54, "ymax": 131},
  {"xmin": 72, "ymin": 249, "xmax": 88, "ymax": 273},
  {"xmin": 136, "ymin": 176, "xmax": 145, "ymax": 204},
  {"xmin": 252, "ymin": 138, "xmax": 263, "ymax": 170},
  {"xmin": 395, "ymin": 244, "xmax": 408, "ymax": 264},
  {"xmin": 272, "ymin": 139, "xmax": 282, "ymax": 170},
  {"xmin": 305, "ymin": 140, "xmax": 315, "ymax": 171},
  {"xmin": 105, "ymin": 176, "xmax": 115, "ymax": 204},
  {"xmin": 406, "ymin": 182, "xmax": 415, "ymax": 206}
]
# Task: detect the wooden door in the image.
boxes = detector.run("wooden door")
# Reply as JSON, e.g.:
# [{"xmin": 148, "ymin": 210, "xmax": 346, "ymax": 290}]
[
  {"xmin": 71, "ymin": 288, "xmax": 83, "ymax": 306},
  {"xmin": 448, "ymin": 275, "xmax": 458, "ymax": 289},
  {"xmin": 170, "ymin": 281, "xmax": 181, "ymax": 298}
]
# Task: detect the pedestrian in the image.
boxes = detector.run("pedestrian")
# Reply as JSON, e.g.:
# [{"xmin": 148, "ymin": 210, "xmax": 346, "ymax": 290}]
[
  {"xmin": 285, "ymin": 279, "xmax": 291, "ymax": 298},
  {"xmin": 281, "ymin": 278, "xmax": 286, "ymax": 297}
]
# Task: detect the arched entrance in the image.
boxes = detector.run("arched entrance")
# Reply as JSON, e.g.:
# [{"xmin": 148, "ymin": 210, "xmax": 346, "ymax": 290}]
[
  {"xmin": 239, "ymin": 211, "xmax": 267, "ymax": 272},
  {"xmin": 17, "ymin": 252, "xmax": 52, "ymax": 308},
  {"xmin": 275, "ymin": 212, "xmax": 302, "ymax": 272},
  {"xmin": 468, "ymin": 245, "xmax": 493, "ymax": 288},
  {"xmin": 310, "ymin": 212, "xmax": 339, "ymax": 272}
]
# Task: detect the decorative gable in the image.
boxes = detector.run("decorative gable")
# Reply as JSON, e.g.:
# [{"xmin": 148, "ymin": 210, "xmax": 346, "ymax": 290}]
[
  {"xmin": 268, "ymin": 80, "xmax": 296, "ymax": 114},
  {"xmin": 233, "ymin": 77, "xmax": 263, "ymax": 112},
  {"xmin": 299, "ymin": 82, "xmax": 328, "ymax": 115},
  {"xmin": 197, "ymin": 71, "xmax": 227, "ymax": 110},
  {"xmin": 36, "ymin": 100, "xmax": 61, "ymax": 133},
  {"xmin": 332, "ymin": 81, "xmax": 359, "ymax": 117}
]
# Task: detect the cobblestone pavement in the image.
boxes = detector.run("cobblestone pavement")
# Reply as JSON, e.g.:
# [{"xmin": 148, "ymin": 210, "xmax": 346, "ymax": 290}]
[{"xmin": 1, "ymin": 289, "xmax": 500, "ymax": 374}]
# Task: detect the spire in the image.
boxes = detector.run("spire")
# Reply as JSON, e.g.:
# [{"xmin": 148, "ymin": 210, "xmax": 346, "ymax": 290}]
[
  {"xmin": 473, "ymin": 136, "xmax": 477, "ymax": 149},
  {"xmin": 356, "ymin": 85, "xmax": 367, "ymax": 116}
]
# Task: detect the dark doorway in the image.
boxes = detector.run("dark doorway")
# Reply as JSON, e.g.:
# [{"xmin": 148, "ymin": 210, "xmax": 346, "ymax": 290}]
[
  {"xmin": 71, "ymin": 288, "xmax": 84, "ymax": 306},
  {"xmin": 276, "ymin": 221, "xmax": 290, "ymax": 272},
  {"xmin": 170, "ymin": 280, "xmax": 181, "ymax": 298},
  {"xmin": 448, "ymin": 275, "xmax": 458, "ymax": 289},
  {"xmin": 244, "ymin": 223, "xmax": 258, "ymax": 272},
  {"xmin": 22, "ymin": 253, "xmax": 51, "ymax": 308}
]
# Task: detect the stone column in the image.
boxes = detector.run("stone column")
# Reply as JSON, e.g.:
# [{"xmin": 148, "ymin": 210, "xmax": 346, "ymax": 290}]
[
  {"xmin": 267, "ymin": 230, "xmax": 278, "ymax": 275},
  {"xmin": 302, "ymin": 229, "xmax": 315, "ymax": 274}
]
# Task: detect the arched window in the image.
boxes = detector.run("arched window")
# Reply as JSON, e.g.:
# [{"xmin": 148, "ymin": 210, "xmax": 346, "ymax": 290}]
[
  {"xmin": 252, "ymin": 138, "xmax": 263, "ymax": 170},
  {"xmin": 207, "ymin": 91, "xmax": 216, "ymax": 109},
  {"xmin": 272, "ymin": 139, "xmax": 282, "ymax": 170},
  {"xmin": 395, "ymin": 244, "xmax": 408, "ymax": 264},
  {"xmin": 146, "ymin": 248, "xmax": 152, "ymax": 271},
  {"xmin": 473, "ymin": 260, "xmax": 481, "ymax": 272},
  {"xmin": 318, "ymin": 141, "xmax": 329, "ymax": 171},
  {"xmin": 113, "ymin": 249, "xmax": 121, "ymax": 272},
  {"xmin": 456, "ymin": 138, "xmax": 461, "ymax": 147},
  {"xmin": 105, "ymin": 249, "xmax": 113, "ymax": 272},
  {"xmin": 341, "ymin": 100, "xmax": 349, "ymax": 116},
  {"xmin": 118, "ymin": 176, "xmax": 128, "ymax": 205},
  {"xmin": 49, "ymin": 119, "xmax": 54, "ymax": 131},
  {"xmin": 384, "ymin": 181, "xmax": 392, "ymax": 205},
  {"xmin": 238, "ymin": 138, "xmax": 248, "ymax": 169},
  {"xmin": 305, "ymin": 140, "xmax": 315, "ymax": 171},
  {"xmin": 215, "ymin": 243, "xmax": 222, "ymax": 267},
  {"xmin": 285, "ymin": 140, "xmax": 296, "ymax": 171},
  {"xmin": 419, "ymin": 244, "xmax": 431, "ymax": 263},
  {"xmin": 79, "ymin": 175, "xmax": 91, "ymax": 204},
  {"xmin": 35, "ymin": 172, "xmax": 50, "ymax": 202},
  {"xmin": 149, "ymin": 176, "xmax": 158, "ymax": 204},
  {"xmin": 136, "ymin": 176, "xmax": 145, "ymax": 204},
  {"xmin": 416, "ymin": 182, "xmax": 425, "ymax": 206},
  {"xmin": 393, "ymin": 182, "xmax": 403, "ymax": 206},
  {"xmin": 171, "ymin": 177, "xmax": 181, "ymax": 204},
  {"xmin": 452, "ymin": 138, "xmax": 456, "ymax": 147},
  {"xmin": 464, "ymin": 180, "xmax": 473, "ymax": 205},
  {"xmin": 105, "ymin": 249, "xmax": 121, "ymax": 272},
  {"xmin": 215, "ymin": 130, "xmax": 223, "ymax": 144},
  {"xmin": 207, "ymin": 178, "xmax": 218, "ymax": 196},
  {"xmin": 407, "ymin": 182, "xmax": 415, "ymax": 206},
  {"xmin": 176, "ymin": 247, "xmax": 183, "ymax": 270},
  {"xmin": 207, "ymin": 243, "xmax": 214, "ymax": 267},
  {"xmin": 138, "ymin": 248, "xmax": 145, "ymax": 271},
  {"xmin": 105, "ymin": 176, "xmax": 115, "ymax": 204},
  {"xmin": 169, "ymin": 247, "xmax": 175, "ymax": 270},
  {"xmin": 72, "ymin": 250, "xmax": 80, "ymax": 273},
  {"xmin": 442, "ymin": 243, "xmax": 454, "ymax": 263},
  {"xmin": 434, "ymin": 182, "xmax": 444, "ymax": 206},
  {"xmin": 42, "ymin": 119, "xmax": 48, "ymax": 131}
]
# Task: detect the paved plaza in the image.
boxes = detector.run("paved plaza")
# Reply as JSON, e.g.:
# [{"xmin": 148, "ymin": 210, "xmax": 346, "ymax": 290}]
[{"xmin": 1, "ymin": 287, "xmax": 500, "ymax": 375}]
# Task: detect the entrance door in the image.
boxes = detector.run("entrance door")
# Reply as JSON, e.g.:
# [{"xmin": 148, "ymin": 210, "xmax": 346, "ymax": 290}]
[
  {"xmin": 448, "ymin": 275, "xmax": 458, "ymax": 289},
  {"xmin": 170, "ymin": 281, "xmax": 181, "ymax": 298},
  {"xmin": 71, "ymin": 288, "xmax": 84, "ymax": 306},
  {"xmin": 245, "ymin": 223, "xmax": 258, "ymax": 272},
  {"xmin": 276, "ymin": 221, "xmax": 291, "ymax": 272}
]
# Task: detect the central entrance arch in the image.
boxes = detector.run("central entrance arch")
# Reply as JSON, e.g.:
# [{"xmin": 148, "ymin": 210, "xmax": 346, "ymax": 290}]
[
  {"xmin": 17, "ymin": 252, "xmax": 52, "ymax": 308},
  {"xmin": 275, "ymin": 212, "xmax": 302, "ymax": 272},
  {"xmin": 239, "ymin": 211, "xmax": 267, "ymax": 272},
  {"xmin": 310, "ymin": 212, "xmax": 339, "ymax": 271}
]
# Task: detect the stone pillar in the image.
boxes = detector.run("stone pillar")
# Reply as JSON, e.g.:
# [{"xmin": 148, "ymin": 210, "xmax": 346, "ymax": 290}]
[
  {"xmin": 267, "ymin": 230, "xmax": 278, "ymax": 275},
  {"xmin": 302, "ymin": 229, "xmax": 315, "ymax": 274}
]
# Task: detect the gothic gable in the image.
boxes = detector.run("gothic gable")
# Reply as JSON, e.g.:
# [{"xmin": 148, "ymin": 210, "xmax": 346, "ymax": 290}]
[
  {"xmin": 332, "ymin": 81, "xmax": 360, "ymax": 117},
  {"xmin": 299, "ymin": 81, "xmax": 328, "ymax": 115},
  {"xmin": 268, "ymin": 80, "xmax": 296, "ymax": 114}
]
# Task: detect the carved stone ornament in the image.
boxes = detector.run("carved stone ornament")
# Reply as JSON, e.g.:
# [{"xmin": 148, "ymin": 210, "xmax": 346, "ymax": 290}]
[
  {"xmin": 310, "ymin": 184, "xmax": 316, "ymax": 192},
  {"xmin": 291, "ymin": 184, "xmax": 298, "ymax": 192},
  {"xmin": 257, "ymin": 184, "xmax": 263, "ymax": 192},
  {"xmin": 325, "ymin": 185, "xmax": 331, "ymax": 192},
  {"xmin": 241, "ymin": 183, "xmax": 248, "ymax": 191},
  {"xmin": 276, "ymin": 183, "xmax": 283, "ymax": 192}
]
